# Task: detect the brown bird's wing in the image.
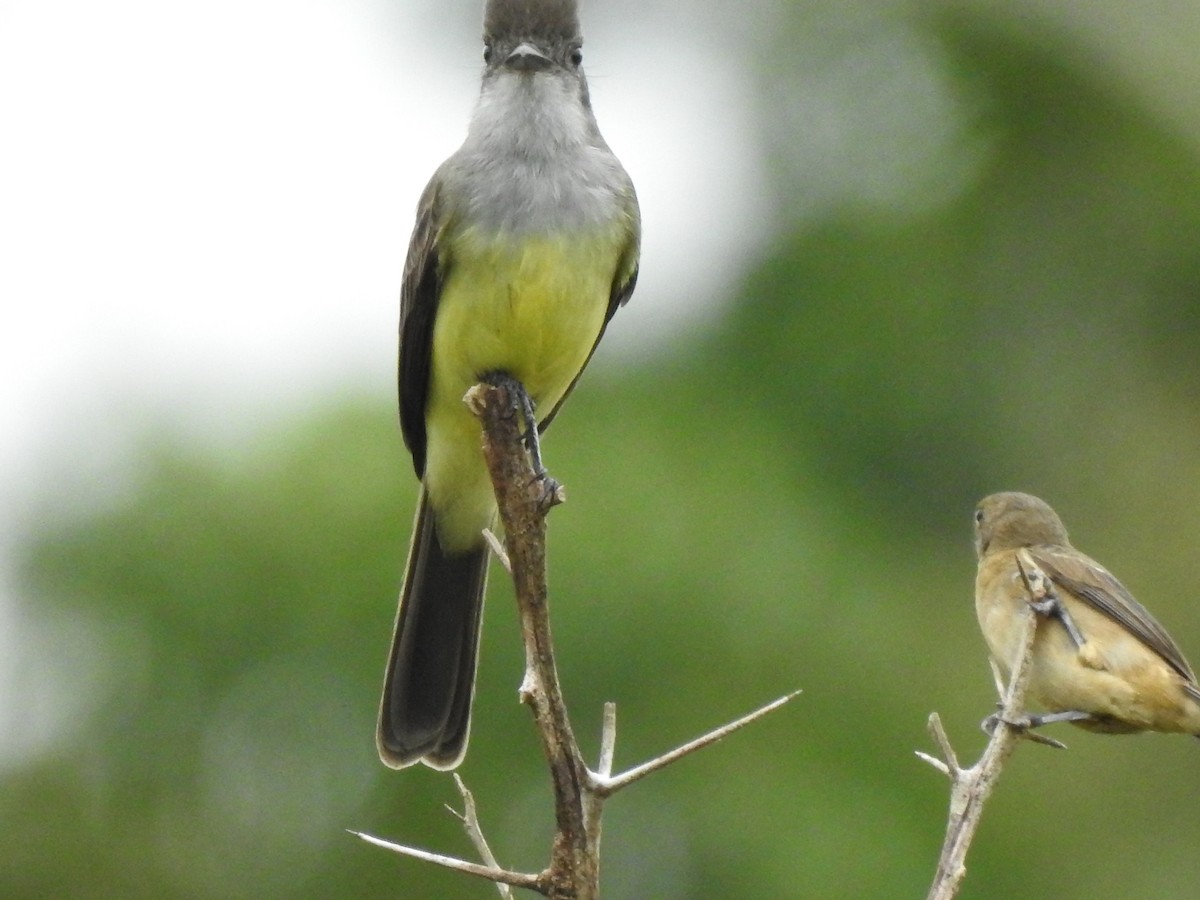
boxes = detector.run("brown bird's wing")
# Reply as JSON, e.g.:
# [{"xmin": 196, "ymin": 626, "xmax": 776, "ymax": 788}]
[
  {"xmin": 1031, "ymin": 545, "xmax": 1198, "ymax": 684},
  {"xmin": 397, "ymin": 175, "xmax": 446, "ymax": 478}
]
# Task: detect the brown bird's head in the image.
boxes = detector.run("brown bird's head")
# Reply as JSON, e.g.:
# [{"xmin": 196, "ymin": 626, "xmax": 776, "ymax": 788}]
[{"xmin": 974, "ymin": 491, "xmax": 1071, "ymax": 558}]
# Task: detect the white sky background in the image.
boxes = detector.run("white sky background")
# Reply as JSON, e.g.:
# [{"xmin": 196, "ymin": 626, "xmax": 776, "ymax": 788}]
[
  {"xmin": 0, "ymin": 0, "xmax": 771, "ymax": 763},
  {"xmin": 0, "ymin": 1, "xmax": 772, "ymax": 534},
  {"xmin": 0, "ymin": 0, "xmax": 769, "ymax": 481}
]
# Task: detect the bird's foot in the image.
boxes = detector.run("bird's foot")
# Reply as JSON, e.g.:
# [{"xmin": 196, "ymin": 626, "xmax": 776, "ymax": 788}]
[
  {"xmin": 481, "ymin": 371, "xmax": 546, "ymax": 476},
  {"xmin": 1030, "ymin": 593, "xmax": 1088, "ymax": 652},
  {"xmin": 1015, "ymin": 557, "xmax": 1087, "ymax": 651},
  {"xmin": 981, "ymin": 708, "xmax": 1094, "ymax": 748}
]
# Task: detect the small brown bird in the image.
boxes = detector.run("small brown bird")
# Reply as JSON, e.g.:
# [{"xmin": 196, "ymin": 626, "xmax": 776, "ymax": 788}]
[{"xmin": 973, "ymin": 491, "xmax": 1200, "ymax": 735}]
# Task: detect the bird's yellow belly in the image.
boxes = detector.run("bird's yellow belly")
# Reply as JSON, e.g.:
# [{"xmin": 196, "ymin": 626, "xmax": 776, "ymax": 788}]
[{"xmin": 423, "ymin": 228, "xmax": 622, "ymax": 551}]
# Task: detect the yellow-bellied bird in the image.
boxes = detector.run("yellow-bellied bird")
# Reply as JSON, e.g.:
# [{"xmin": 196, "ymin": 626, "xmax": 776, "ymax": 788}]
[{"xmin": 377, "ymin": 0, "xmax": 640, "ymax": 769}]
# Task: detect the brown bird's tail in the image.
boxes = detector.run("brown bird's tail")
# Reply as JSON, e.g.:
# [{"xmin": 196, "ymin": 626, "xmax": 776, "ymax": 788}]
[{"xmin": 377, "ymin": 490, "xmax": 489, "ymax": 769}]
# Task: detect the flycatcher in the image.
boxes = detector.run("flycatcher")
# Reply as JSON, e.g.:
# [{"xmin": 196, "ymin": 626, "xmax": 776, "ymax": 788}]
[
  {"xmin": 377, "ymin": 0, "xmax": 640, "ymax": 769},
  {"xmin": 974, "ymin": 491, "xmax": 1200, "ymax": 735}
]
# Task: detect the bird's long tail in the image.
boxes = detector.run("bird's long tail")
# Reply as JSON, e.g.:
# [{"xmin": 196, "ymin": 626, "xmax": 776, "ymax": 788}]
[{"xmin": 377, "ymin": 489, "xmax": 489, "ymax": 769}]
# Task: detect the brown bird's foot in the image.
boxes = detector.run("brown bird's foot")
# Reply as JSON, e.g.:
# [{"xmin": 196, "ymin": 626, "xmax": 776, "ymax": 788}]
[
  {"xmin": 481, "ymin": 371, "xmax": 546, "ymax": 476},
  {"xmin": 1015, "ymin": 556, "xmax": 1087, "ymax": 650},
  {"xmin": 980, "ymin": 710, "xmax": 1092, "ymax": 749},
  {"xmin": 1024, "ymin": 709, "xmax": 1094, "ymax": 728},
  {"xmin": 1029, "ymin": 591, "xmax": 1088, "ymax": 651}
]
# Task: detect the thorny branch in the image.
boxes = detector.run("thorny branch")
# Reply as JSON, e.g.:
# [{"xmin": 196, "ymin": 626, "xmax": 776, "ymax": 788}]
[
  {"xmin": 356, "ymin": 380, "xmax": 796, "ymax": 897},
  {"xmin": 919, "ymin": 550, "xmax": 1063, "ymax": 900}
]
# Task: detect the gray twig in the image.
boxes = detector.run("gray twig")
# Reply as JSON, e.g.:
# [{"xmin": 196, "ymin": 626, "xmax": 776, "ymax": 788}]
[
  {"xmin": 448, "ymin": 775, "xmax": 513, "ymax": 900},
  {"xmin": 921, "ymin": 549, "xmax": 1055, "ymax": 900}
]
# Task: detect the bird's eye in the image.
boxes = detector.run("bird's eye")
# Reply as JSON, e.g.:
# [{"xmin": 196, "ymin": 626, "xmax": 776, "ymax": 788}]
[
  {"xmin": 483, "ymin": 42, "xmax": 493, "ymax": 64},
  {"xmin": 569, "ymin": 46, "xmax": 583, "ymax": 67},
  {"xmin": 974, "ymin": 509, "xmax": 985, "ymax": 524}
]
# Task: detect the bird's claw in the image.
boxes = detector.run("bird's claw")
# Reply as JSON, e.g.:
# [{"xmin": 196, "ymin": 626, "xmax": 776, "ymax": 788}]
[
  {"xmin": 482, "ymin": 371, "xmax": 546, "ymax": 475},
  {"xmin": 980, "ymin": 711, "xmax": 1070, "ymax": 749}
]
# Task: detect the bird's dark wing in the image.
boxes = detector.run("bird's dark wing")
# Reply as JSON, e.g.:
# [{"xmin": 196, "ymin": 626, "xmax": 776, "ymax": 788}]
[
  {"xmin": 398, "ymin": 175, "xmax": 446, "ymax": 478},
  {"xmin": 1032, "ymin": 545, "xmax": 1197, "ymax": 683}
]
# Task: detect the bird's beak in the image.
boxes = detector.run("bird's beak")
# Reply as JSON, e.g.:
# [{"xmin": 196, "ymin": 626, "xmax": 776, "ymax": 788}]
[{"xmin": 505, "ymin": 41, "xmax": 552, "ymax": 72}]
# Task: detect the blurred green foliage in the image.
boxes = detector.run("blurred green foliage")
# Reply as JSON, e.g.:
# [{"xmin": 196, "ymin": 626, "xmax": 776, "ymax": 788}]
[{"xmin": 10, "ymin": 7, "xmax": 1200, "ymax": 899}]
